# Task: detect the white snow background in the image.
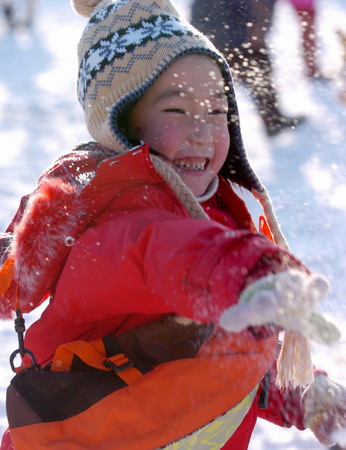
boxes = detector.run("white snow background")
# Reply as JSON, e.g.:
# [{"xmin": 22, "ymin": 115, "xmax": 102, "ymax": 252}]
[{"xmin": 1, "ymin": 0, "xmax": 346, "ymax": 448}]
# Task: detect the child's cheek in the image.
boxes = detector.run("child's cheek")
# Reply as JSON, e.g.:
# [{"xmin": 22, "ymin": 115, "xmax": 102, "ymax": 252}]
[{"xmin": 160, "ymin": 122, "xmax": 183, "ymax": 145}]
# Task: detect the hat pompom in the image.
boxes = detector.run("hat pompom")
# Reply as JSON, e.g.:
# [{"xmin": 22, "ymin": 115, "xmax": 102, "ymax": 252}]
[{"xmin": 71, "ymin": 0, "xmax": 103, "ymax": 17}]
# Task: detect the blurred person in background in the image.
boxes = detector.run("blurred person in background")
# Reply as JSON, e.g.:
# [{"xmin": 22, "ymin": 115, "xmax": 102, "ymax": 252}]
[
  {"xmin": 0, "ymin": 0, "xmax": 36, "ymax": 30},
  {"xmin": 336, "ymin": 29, "xmax": 346, "ymax": 104},
  {"xmin": 190, "ymin": 0, "xmax": 306, "ymax": 137},
  {"xmin": 285, "ymin": 0, "xmax": 325, "ymax": 79}
]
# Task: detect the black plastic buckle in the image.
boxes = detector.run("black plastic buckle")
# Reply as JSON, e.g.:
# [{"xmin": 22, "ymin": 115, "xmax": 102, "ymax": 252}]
[
  {"xmin": 258, "ymin": 370, "xmax": 271, "ymax": 409},
  {"xmin": 104, "ymin": 355, "xmax": 134, "ymax": 373}
]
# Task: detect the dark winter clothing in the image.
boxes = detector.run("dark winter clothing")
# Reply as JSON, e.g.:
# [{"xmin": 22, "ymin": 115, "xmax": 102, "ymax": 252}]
[{"xmin": 191, "ymin": 0, "xmax": 276, "ymax": 51}]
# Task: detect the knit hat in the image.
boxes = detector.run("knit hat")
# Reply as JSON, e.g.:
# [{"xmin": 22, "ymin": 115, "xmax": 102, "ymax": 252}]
[
  {"xmin": 72, "ymin": 0, "xmax": 263, "ymax": 193},
  {"xmin": 72, "ymin": 0, "xmax": 314, "ymax": 389}
]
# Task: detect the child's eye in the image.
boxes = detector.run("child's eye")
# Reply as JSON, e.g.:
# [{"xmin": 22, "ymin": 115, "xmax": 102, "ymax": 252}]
[
  {"xmin": 163, "ymin": 108, "xmax": 185, "ymax": 114},
  {"xmin": 209, "ymin": 108, "xmax": 228, "ymax": 115}
]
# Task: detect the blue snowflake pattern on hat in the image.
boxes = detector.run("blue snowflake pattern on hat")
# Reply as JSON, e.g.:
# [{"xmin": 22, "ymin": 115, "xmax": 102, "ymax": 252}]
[
  {"xmin": 86, "ymin": 1, "xmax": 128, "ymax": 30},
  {"xmin": 78, "ymin": 14, "xmax": 193, "ymax": 106}
]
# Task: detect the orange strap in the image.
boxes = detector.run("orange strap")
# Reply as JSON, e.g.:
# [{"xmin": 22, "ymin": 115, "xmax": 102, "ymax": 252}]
[
  {"xmin": 51, "ymin": 339, "xmax": 143, "ymax": 385},
  {"xmin": 0, "ymin": 258, "xmax": 14, "ymax": 296},
  {"xmin": 259, "ymin": 215, "xmax": 274, "ymax": 242}
]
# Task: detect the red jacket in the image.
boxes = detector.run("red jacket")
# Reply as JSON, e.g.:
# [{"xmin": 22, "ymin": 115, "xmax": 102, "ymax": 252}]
[{"xmin": 0, "ymin": 142, "xmax": 306, "ymax": 448}]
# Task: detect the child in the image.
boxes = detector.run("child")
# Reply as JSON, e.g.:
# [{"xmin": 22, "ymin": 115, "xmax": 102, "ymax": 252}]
[{"xmin": 0, "ymin": 0, "xmax": 345, "ymax": 448}]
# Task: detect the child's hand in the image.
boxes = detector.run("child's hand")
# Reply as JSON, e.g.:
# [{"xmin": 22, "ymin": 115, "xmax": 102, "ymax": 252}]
[
  {"xmin": 302, "ymin": 373, "xmax": 346, "ymax": 447},
  {"xmin": 219, "ymin": 269, "xmax": 340, "ymax": 344}
]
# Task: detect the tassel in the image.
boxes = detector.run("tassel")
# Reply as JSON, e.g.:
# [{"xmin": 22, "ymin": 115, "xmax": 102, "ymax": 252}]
[
  {"xmin": 276, "ymin": 330, "xmax": 314, "ymax": 389},
  {"xmin": 253, "ymin": 188, "xmax": 314, "ymax": 389}
]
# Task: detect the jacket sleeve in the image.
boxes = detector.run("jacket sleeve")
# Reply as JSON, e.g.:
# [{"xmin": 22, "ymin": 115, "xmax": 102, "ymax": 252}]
[{"xmin": 53, "ymin": 205, "xmax": 304, "ymax": 324}]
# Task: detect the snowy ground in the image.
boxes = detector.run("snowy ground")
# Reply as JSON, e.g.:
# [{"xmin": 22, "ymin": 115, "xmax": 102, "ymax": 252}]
[{"xmin": 0, "ymin": 0, "xmax": 346, "ymax": 448}]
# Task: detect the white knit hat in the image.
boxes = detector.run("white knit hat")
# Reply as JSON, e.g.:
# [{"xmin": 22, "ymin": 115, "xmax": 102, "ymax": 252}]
[{"xmin": 72, "ymin": 0, "xmax": 266, "ymax": 192}]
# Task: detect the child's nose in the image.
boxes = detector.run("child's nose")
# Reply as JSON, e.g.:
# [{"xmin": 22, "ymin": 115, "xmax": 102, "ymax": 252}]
[{"xmin": 188, "ymin": 121, "xmax": 213, "ymax": 145}]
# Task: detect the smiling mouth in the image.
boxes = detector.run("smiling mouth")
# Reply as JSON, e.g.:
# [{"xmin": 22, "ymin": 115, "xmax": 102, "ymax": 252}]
[{"xmin": 173, "ymin": 158, "xmax": 209, "ymax": 171}]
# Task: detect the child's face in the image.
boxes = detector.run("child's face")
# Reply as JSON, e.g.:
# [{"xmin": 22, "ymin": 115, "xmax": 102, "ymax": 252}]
[{"xmin": 128, "ymin": 55, "xmax": 230, "ymax": 196}]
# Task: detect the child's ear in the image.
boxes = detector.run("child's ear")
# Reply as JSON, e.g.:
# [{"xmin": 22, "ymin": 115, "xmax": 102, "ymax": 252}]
[
  {"xmin": 125, "ymin": 121, "xmax": 140, "ymax": 141},
  {"xmin": 117, "ymin": 99, "xmax": 139, "ymax": 141},
  {"xmin": 118, "ymin": 112, "xmax": 138, "ymax": 142}
]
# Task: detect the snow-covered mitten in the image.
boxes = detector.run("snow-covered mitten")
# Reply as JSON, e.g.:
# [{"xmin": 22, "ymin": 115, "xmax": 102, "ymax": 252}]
[
  {"xmin": 219, "ymin": 269, "xmax": 340, "ymax": 345},
  {"xmin": 303, "ymin": 373, "xmax": 346, "ymax": 447}
]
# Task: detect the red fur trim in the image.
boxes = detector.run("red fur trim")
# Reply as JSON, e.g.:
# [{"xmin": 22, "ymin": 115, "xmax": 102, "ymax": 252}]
[{"xmin": 9, "ymin": 178, "xmax": 84, "ymax": 312}]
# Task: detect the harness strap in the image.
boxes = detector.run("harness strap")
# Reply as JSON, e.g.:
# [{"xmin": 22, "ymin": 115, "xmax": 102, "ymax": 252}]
[
  {"xmin": 51, "ymin": 337, "xmax": 143, "ymax": 385},
  {"xmin": 0, "ymin": 257, "xmax": 14, "ymax": 296}
]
